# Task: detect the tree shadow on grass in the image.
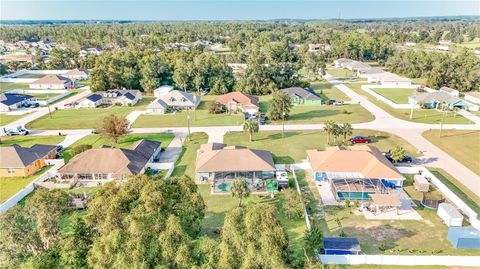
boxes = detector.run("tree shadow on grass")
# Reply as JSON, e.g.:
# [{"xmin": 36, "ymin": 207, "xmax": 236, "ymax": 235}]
[
  {"xmin": 273, "ymin": 155, "xmax": 295, "ymax": 164},
  {"xmin": 267, "ymin": 131, "xmax": 302, "ymax": 140},
  {"xmin": 201, "ymin": 211, "xmax": 226, "ymax": 238}
]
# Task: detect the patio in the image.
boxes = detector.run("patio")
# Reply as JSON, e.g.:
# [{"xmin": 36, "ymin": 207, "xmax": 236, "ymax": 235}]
[{"xmin": 362, "ymin": 189, "xmax": 422, "ymax": 220}]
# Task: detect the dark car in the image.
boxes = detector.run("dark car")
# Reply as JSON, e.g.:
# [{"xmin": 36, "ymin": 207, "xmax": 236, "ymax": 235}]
[
  {"xmin": 350, "ymin": 136, "xmax": 372, "ymax": 144},
  {"xmin": 327, "ymin": 99, "xmax": 336, "ymax": 105},
  {"xmin": 384, "ymin": 152, "xmax": 413, "ymax": 163},
  {"xmin": 56, "ymin": 144, "xmax": 64, "ymax": 152}
]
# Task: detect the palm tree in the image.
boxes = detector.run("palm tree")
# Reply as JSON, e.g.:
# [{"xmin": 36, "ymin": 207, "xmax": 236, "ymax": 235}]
[
  {"xmin": 331, "ymin": 123, "xmax": 342, "ymax": 145},
  {"xmin": 323, "ymin": 120, "xmax": 335, "ymax": 145},
  {"xmin": 389, "ymin": 146, "xmax": 406, "ymax": 163},
  {"xmin": 243, "ymin": 118, "xmax": 259, "ymax": 142},
  {"xmin": 341, "ymin": 123, "xmax": 353, "ymax": 142},
  {"xmin": 231, "ymin": 178, "xmax": 251, "ymax": 206}
]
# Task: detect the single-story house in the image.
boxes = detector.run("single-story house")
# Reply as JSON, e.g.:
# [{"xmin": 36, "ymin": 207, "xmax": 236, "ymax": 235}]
[
  {"xmin": 409, "ymin": 91, "xmax": 470, "ymax": 110},
  {"xmin": 375, "ymin": 72, "xmax": 412, "ymax": 87},
  {"xmin": 146, "ymin": 90, "xmax": 200, "ymax": 114},
  {"xmin": 0, "ymin": 144, "xmax": 57, "ymax": 177},
  {"xmin": 333, "ymin": 58, "xmax": 353, "ymax": 68},
  {"xmin": 64, "ymin": 68, "xmax": 89, "ymax": 80},
  {"xmin": 344, "ymin": 61, "xmax": 371, "ymax": 72},
  {"xmin": 153, "ymin": 85, "xmax": 174, "ymax": 97},
  {"xmin": 439, "ymin": 86, "xmax": 459, "ymax": 97},
  {"xmin": 195, "ymin": 143, "xmax": 276, "ymax": 193},
  {"xmin": 0, "ymin": 93, "xmax": 36, "ymax": 112},
  {"xmin": 323, "ymin": 237, "xmax": 361, "ymax": 255},
  {"xmin": 464, "ymin": 92, "xmax": 480, "ymax": 105},
  {"xmin": 357, "ymin": 67, "xmax": 384, "ymax": 78},
  {"xmin": 29, "ymin": 74, "xmax": 74, "ymax": 89},
  {"xmin": 227, "ymin": 63, "xmax": 248, "ymax": 73},
  {"xmin": 215, "ymin": 91, "xmax": 259, "ymax": 114},
  {"xmin": 79, "ymin": 89, "xmax": 142, "ymax": 108},
  {"xmin": 448, "ymin": 227, "xmax": 480, "ymax": 249},
  {"xmin": 307, "ymin": 145, "xmax": 405, "ymax": 188},
  {"xmin": 57, "ymin": 139, "xmax": 161, "ymax": 182},
  {"xmin": 308, "ymin": 43, "xmax": 330, "ymax": 52},
  {"xmin": 280, "ymin": 87, "xmax": 323, "ymax": 105}
]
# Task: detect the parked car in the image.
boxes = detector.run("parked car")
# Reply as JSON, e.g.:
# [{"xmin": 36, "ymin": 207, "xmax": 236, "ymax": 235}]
[
  {"xmin": 384, "ymin": 152, "xmax": 413, "ymax": 163},
  {"xmin": 332, "ymin": 100, "xmax": 345, "ymax": 106},
  {"xmin": 259, "ymin": 113, "xmax": 266, "ymax": 125},
  {"xmin": 3, "ymin": 126, "xmax": 29, "ymax": 136},
  {"xmin": 327, "ymin": 99, "xmax": 336, "ymax": 105},
  {"xmin": 350, "ymin": 136, "xmax": 371, "ymax": 144},
  {"xmin": 28, "ymin": 102, "xmax": 40, "ymax": 108},
  {"xmin": 56, "ymin": 144, "xmax": 64, "ymax": 152},
  {"xmin": 91, "ymin": 129, "xmax": 98, "ymax": 134}
]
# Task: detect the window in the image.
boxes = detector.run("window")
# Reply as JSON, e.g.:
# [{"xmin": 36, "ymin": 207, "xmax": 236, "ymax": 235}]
[{"xmin": 8, "ymin": 168, "xmax": 16, "ymax": 174}]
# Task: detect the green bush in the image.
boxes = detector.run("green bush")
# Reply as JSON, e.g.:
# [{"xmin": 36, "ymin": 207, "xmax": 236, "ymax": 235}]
[
  {"xmin": 280, "ymin": 189, "xmax": 304, "ymax": 219},
  {"xmin": 71, "ymin": 144, "xmax": 92, "ymax": 156}
]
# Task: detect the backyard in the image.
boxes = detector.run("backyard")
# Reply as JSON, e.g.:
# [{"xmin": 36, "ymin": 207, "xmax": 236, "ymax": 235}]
[
  {"xmin": 370, "ymin": 88, "xmax": 415, "ymax": 104},
  {"xmin": 0, "ymin": 82, "xmax": 30, "ymax": 92},
  {"xmin": 327, "ymin": 68, "xmax": 357, "ymax": 78},
  {"xmin": 348, "ymin": 83, "xmax": 473, "ymax": 124},
  {"xmin": 0, "ymin": 135, "xmax": 65, "ymax": 147},
  {"xmin": 0, "ymin": 165, "xmax": 51, "ymax": 203},
  {"xmin": 26, "ymin": 97, "xmax": 155, "ymax": 129},
  {"xmin": 422, "ymin": 129, "xmax": 480, "ymax": 175},
  {"xmin": 310, "ymin": 79, "xmax": 351, "ymax": 101},
  {"xmin": 62, "ymin": 132, "xmax": 174, "ymax": 162},
  {"xmin": 223, "ymin": 129, "xmax": 421, "ymax": 164}
]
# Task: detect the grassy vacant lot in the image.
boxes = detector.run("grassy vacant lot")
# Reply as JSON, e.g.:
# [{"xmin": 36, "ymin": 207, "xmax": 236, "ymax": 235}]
[
  {"xmin": 348, "ymin": 83, "xmax": 473, "ymax": 124},
  {"xmin": 0, "ymin": 82, "xmax": 30, "ymax": 92},
  {"xmin": 427, "ymin": 167, "xmax": 480, "ymax": 215},
  {"xmin": 224, "ymin": 129, "xmax": 420, "ymax": 164},
  {"xmin": 15, "ymin": 73, "xmax": 44, "ymax": 79},
  {"xmin": 422, "ymin": 129, "xmax": 480, "ymax": 175},
  {"xmin": 27, "ymin": 97, "xmax": 155, "ymax": 130},
  {"xmin": 0, "ymin": 165, "xmax": 51, "ymax": 203},
  {"xmin": 0, "ymin": 113, "xmax": 30, "ymax": 126},
  {"xmin": 171, "ymin": 132, "xmax": 208, "ymax": 178},
  {"xmin": 132, "ymin": 97, "xmax": 244, "ymax": 128},
  {"xmin": 327, "ymin": 68, "xmax": 356, "ymax": 78},
  {"xmin": 62, "ymin": 133, "xmax": 174, "ymax": 162},
  {"xmin": 310, "ymin": 79, "xmax": 350, "ymax": 101},
  {"xmin": 0, "ymin": 135, "xmax": 64, "ymax": 147},
  {"xmin": 27, "ymin": 92, "xmax": 63, "ymax": 100},
  {"xmin": 370, "ymin": 88, "xmax": 415, "ymax": 104},
  {"xmin": 319, "ymin": 202, "xmax": 479, "ymax": 255}
]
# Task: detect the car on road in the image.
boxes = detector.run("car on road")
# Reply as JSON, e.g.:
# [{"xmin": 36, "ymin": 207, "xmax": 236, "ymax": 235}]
[
  {"xmin": 384, "ymin": 152, "xmax": 413, "ymax": 163},
  {"xmin": 350, "ymin": 136, "xmax": 371, "ymax": 144}
]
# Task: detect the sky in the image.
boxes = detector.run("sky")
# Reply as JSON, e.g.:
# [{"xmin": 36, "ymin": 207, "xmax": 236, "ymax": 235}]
[{"xmin": 0, "ymin": 0, "xmax": 478, "ymax": 21}]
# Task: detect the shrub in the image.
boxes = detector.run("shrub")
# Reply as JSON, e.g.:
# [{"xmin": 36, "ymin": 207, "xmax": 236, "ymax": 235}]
[
  {"xmin": 208, "ymin": 102, "xmax": 226, "ymax": 114},
  {"xmin": 71, "ymin": 144, "xmax": 92, "ymax": 156},
  {"xmin": 281, "ymin": 189, "xmax": 304, "ymax": 219},
  {"xmin": 341, "ymin": 109, "xmax": 351, "ymax": 114},
  {"xmin": 378, "ymin": 242, "xmax": 387, "ymax": 251}
]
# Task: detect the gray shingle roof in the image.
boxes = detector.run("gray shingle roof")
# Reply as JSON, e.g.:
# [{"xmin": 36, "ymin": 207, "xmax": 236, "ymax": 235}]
[
  {"xmin": 281, "ymin": 87, "xmax": 321, "ymax": 101},
  {"xmin": 0, "ymin": 144, "xmax": 56, "ymax": 168},
  {"xmin": 413, "ymin": 91, "xmax": 462, "ymax": 104}
]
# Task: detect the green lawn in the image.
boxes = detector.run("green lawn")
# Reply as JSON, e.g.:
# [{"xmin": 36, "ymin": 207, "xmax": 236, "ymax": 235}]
[
  {"xmin": 62, "ymin": 133, "xmax": 174, "ymax": 162},
  {"xmin": 427, "ymin": 167, "xmax": 480, "ymax": 215},
  {"xmin": 285, "ymin": 104, "xmax": 374, "ymax": 124},
  {"xmin": 0, "ymin": 82, "xmax": 30, "ymax": 93},
  {"xmin": 310, "ymin": 79, "xmax": 351, "ymax": 101},
  {"xmin": 132, "ymin": 98, "xmax": 244, "ymax": 128},
  {"xmin": 0, "ymin": 113, "xmax": 30, "ymax": 126},
  {"xmin": 171, "ymin": 132, "xmax": 209, "ymax": 178},
  {"xmin": 370, "ymin": 88, "xmax": 415, "ymax": 104},
  {"xmin": 0, "ymin": 135, "xmax": 65, "ymax": 147},
  {"xmin": 422, "ymin": 129, "xmax": 480, "ymax": 175},
  {"xmin": 26, "ymin": 97, "xmax": 155, "ymax": 130},
  {"xmin": 348, "ymin": 83, "xmax": 473, "ymax": 124},
  {"xmin": 27, "ymin": 92, "xmax": 63, "ymax": 100},
  {"xmin": 0, "ymin": 165, "xmax": 51, "ymax": 204},
  {"xmin": 15, "ymin": 73, "xmax": 44, "ymax": 79},
  {"xmin": 327, "ymin": 68, "xmax": 356, "ymax": 78},
  {"xmin": 224, "ymin": 129, "xmax": 421, "ymax": 164}
]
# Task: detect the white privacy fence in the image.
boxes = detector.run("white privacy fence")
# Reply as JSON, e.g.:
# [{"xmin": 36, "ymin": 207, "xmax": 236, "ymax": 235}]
[
  {"xmin": 361, "ymin": 85, "xmax": 419, "ymax": 109},
  {"xmin": 0, "ymin": 159, "xmax": 64, "ymax": 212},
  {"xmin": 146, "ymin": 162, "xmax": 175, "ymax": 179},
  {"xmin": 319, "ymin": 254, "xmax": 480, "ymax": 266},
  {"xmin": 397, "ymin": 166, "xmax": 480, "ymax": 230}
]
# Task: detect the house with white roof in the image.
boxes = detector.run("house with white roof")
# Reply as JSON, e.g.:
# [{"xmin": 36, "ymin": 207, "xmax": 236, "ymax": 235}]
[
  {"xmin": 29, "ymin": 74, "xmax": 74, "ymax": 89},
  {"xmin": 153, "ymin": 85, "xmax": 174, "ymax": 97},
  {"xmin": 64, "ymin": 68, "xmax": 89, "ymax": 81},
  {"xmin": 146, "ymin": 90, "xmax": 200, "ymax": 114},
  {"xmin": 79, "ymin": 89, "xmax": 142, "ymax": 108}
]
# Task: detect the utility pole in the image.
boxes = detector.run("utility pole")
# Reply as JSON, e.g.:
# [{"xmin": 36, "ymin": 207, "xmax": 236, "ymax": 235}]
[
  {"xmin": 439, "ymin": 103, "xmax": 447, "ymax": 138},
  {"xmin": 282, "ymin": 100, "xmax": 285, "ymax": 138},
  {"xmin": 187, "ymin": 107, "xmax": 191, "ymax": 141},
  {"xmin": 409, "ymin": 89, "xmax": 417, "ymax": 120},
  {"xmin": 193, "ymin": 95, "xmax": 197, "ymax": 121},
  {"xmin": 48, "ymin": 105, "xmax": 52, "ymax": 119}
]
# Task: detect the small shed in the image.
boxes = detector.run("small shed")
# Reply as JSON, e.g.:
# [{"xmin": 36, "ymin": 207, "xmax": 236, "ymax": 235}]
[
  {"xmin": 448, "ymin": 227, "xmax": 480, "ymax": 249},
  {"xmin": 323, "ymin": 237, "xmax": 361, "ymax": 255},
  {"xmin": 414, "ymin": 175, "xmax": 430, "ymax": 192},
  {"xmin": 438, "ymin": 203, "xmax": 463, "ymax": 227}
]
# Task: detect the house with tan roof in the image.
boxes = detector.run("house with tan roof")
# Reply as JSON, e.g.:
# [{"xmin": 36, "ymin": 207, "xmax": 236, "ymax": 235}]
[
  {"xmin": 464, "ymin": 91, "xmax": 480, "ymax": 105},
  {"xmin": 215, "ymin": 91, "xmax": 259, "ymax": 115},
  {"xmin": 0, "ymin": 144, "xmax": 57, "ymax": 177},
  {"xmin": 64, "ymin": 68, "xmax": 89, "ymax": 80},
  {"xmin": 56, "ymin": 139, "xmax": 161, "ymax": 183},
  {"xmin": 195, "ymin": 143, "xmax": 276, "ymax": 193},
  {"xmin": 29, "ymin": 74, "xmax": 74, "ymax": 89},
  {"xmin": 307, "ymin": 145, "xmax": 405, "ymax": 188}
]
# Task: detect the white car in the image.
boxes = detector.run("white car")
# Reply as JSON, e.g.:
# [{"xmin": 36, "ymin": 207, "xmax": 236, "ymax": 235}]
[{"xmin": 276, "ymin": 171, "xmax": 289, "ymax": 181}]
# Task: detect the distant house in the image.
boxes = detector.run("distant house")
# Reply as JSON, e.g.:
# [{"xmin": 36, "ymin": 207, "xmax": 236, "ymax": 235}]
[
  {"xmin": 437, "ymin": 45, "xmax": 449, "ymax": 52},
  {"xmin": 333, "ymin": 58, "xmax": 353, "ymax": 68},
  {"xmin": 357, "ymin": 67, "xmax": 384, "ymax": 78},
  {"xmin": 405, "ymin": 42, "xmax": 416, "ymax": 47},
  {"xmin": 215, "ymin": 91, "xmax": 259, "ymax": 115},
  {"xmin": 0, "ymin": 93, "xmax": 35, "ymax": 112},
  {"xmin": 79, "ymin": 48, "xmax": 102, "ymax": 57},
  {"xmin": 146, "ymin": 90, "xmax": 200, "ymax": 114},
  {"xmin": 307, "ymin": 145, "xmax": 405, "ymax": 188},
  {"xmin": 308, "ymin": 43, "xmax": 331, "ymax": 52},
  {"xmin": 29, "ymin": 74, "xmax": 74, "ymax": 89},
  {"xmin": 409, "ymin": 91, "xmax": 470, "ymax": 110},
  {"xmin": 64, "ymin": 68, "xmax": 89, "ymax": 80},
  {"xmin": 228, "ymin": 63, "xmax": 248, "ymax": 73},
  {"xmin": 0, "ymin": 144, "xmax": 57, "ymax": 177},
  {"xmin": 344, "ymin": 61, "xmax": 371, "ymax": 72},
  {"xmin": 368, "ymin": 72, "xmax": 412, "ymax": 87},
  {"xmin": 281, "ymin": 87, "xmax": 323, "ymax": 105},
  {"xmin": 439, "ymin": 87, "xmax": 459, "ymax": 97},
  {"xmin": 57, "ymin": 139, "xmax": 161, "ymax": 182},
  {"xmin": 464, "ymin": 92, "xmax": 480, "ymax": 105},
  {"xmin": 153, "ymin": 85, "xmax": 174, "ymax": 97},
  {"xmin": 79, "ymin": 89, "xmax": 142, "ymax": 108},
  {"xmin": 195, "ymin": 143, "xmax": 276, "ymax": 193}
]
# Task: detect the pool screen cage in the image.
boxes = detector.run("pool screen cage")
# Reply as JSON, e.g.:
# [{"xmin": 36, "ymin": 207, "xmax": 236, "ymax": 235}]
[{"xmin": 330, "ymin": 178, "xmax": 389, "ymax": 201}]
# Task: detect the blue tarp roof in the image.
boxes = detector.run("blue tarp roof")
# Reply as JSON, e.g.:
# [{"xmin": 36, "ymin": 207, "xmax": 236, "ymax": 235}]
[
  {"xmin": 323, "ymin": 237, "xmax": 361, "ymax": 251},
  {"xmin": 1, "ymin": 93, "xmax": 34, "ymax": 106}
]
